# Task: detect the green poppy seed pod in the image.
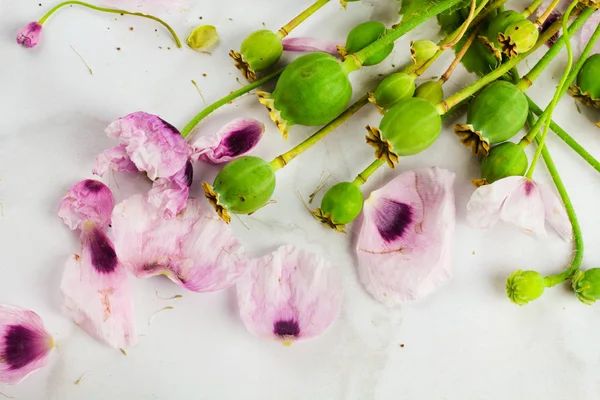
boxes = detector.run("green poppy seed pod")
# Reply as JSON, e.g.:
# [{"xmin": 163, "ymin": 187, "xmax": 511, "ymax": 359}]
[
  {"xmin": 410, "ymin": 40, "xmax": 439, "ymax": 64},
  {"xmin": 257, "ymin": 52, "xmax": 352, "ymax": 138},
  {"xmin": 479, "ymin": 10, "xmax": 525, "ymax": 60},
  {"xmin": 476, "ymin": 142, "xmax": 528, "ymax": 186},
  {"xmin": 203, "ymin": 156, "xmax": 276, "ymax": 223},
  {"xmin": 454, "ymin": 81, "xmax": 528, "ymax": 156},
  {"xmin": 313, "ymin": 182, "xmax": 364, "ymax": 232},
  {"xmin": 369, "ymin": 73, "xmax": 416, "ymax": 112},
  {"xmin": 414, "ymin": 80, "xmax": 444, "ymax": 104},
  {"xmin": 229, "ymin": 30, "xmax": 283, "ymax": 81},
  {"xmin": 571, "ymin": 54, "xmax": 600, "ymax": 108},
  {"xmin": 498, "ymin": 19, "xmax": 539, "ymax": 58},
  {"xmin": 572, "ymin": 269, "xmax": 600, "ymax": 305},
  {"xmin": 366, "ymin": 98, "xmax": 441, "ymax": 168},
  {"xmin": 340, "ymin": 21, "xmax": 393, "ymax": 66},
  {"xmin": 506, "ymin": 270, "xmax": 546, "ymax": 306}
]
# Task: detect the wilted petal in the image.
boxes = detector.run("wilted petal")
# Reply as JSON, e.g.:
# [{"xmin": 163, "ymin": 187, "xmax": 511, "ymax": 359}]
[
  {"xmin": 58, "ymin": 179, "xmax": 115, "ymax": 231},
  {"xmin": 281, "ymin": 37, "xmax": 341, "ymax": 56},
  {"xmin": 60, "ymin": 223, "xmax": 136, "ymax": 349},
  {"xmin": 0, "ymin": 305, "xmax": 53, "ymax": 384},
  {"xmin": 105, "ymin": 112, "xmax": 189, "ymax": 180},
  {"xmin": 16, "ymin": 22, "xmax": 42, "ymax": 48},
  {"xmin": 236, "ymin": 245, "xmax": 343, "ymax": 342},
  {"xmin": 112, "ymin": 195, "xmax": 246, "ymax": 292},
  {"xmin": 190, "ymin": 118, "xmax": 265, "ymax": 164},
  {"xmin": 148, "ymin": 161, "xmax": 193, "ymax": 219},
  {"xmin": 356, "ymin": 167, "xmax": 455, "ymax": 305},
  {"xmin": 500, "ymin": 179, "xmax": 546, "ymax": 237},
  {"xmin": 92, "ymin": 145, "xmax": 138, "ymax": 177},
  {"xmin": 538, "ymin": 183, "xmax": 572, "ymax": 241},
  {"xmin": 466, "ymin": 176, "xmax": 523, "ymax": 229}
]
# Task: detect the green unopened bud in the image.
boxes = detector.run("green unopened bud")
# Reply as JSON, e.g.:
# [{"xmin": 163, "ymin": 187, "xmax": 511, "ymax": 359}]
[
  {"xmin": 230, "ymin": 30, "xmax": 283, "ymax": 81},
  {"xmin": 341, "ymin": 21, "xmax": 393, "ymax": 66},
  {"xmin": 414, "ymin": 80, "xmax": 444, "ymax": 104},
  {"xmin": 498, "ymin": 20, "xmax": 539, "ymax": 58},
  {"xmin": 410, "ymin": 40, "xmax": 439, "ymax": 64},
  {"xmin": 572, "ymin": 269, "xmax": 600, "ymax": 305},
  {"xmin": 370, "ymin": 73, "xmax": 416, "ymax": 112},
  {"xmin": 478, "ymin": 142, "xmax": 528, "ymax": 185},
  {"xmin": 571, "ymin": 54, "xmax": 600, "ymax": 109},
  {"xmin": 186, "ymin": 25, "xmax": 219, "ymax": 51},
  {"xmin": 506, "ymin": 270, "xmax": 546, "ymax": 306},
  {"xmin": 313, "ymin": 182, "xmax": 363, "ymax": 232}
]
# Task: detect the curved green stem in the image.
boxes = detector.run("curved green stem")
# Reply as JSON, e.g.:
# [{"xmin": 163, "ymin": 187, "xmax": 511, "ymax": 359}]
[
  {"xmin": 534, "ymin": 0, "xmax": 561, "ymax": 27},
  {"xmin": 180, "ymin": 68, "xmax": 284, "ymax": 138},
  {"xmin": 440, "ymin": 0, "xmax": 478, "ymax": 50},
  {"xmin": 522, "ymin": 0, "xmax": 545, "ymax": 17},
  {"xmin": 277, "ymin": 0, "xmax": 329, "ymax": 38},
  {"xmin": 352, "ymin": 160, "xmax": 385, "ymax": 186},
  {"xmin": 38, "ymin": 0, "xmax": 181, "ymax": 47}
]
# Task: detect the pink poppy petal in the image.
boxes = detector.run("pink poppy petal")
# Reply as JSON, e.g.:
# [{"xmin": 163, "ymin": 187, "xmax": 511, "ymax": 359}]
[
  {"xmin": 579, "ymin": 13, "xmax": 600, "ymax": 55},
  {"xmin": 538, "ymin": 183, "xmax": 573, "ymax": 241},
  {"xmin": 0, "ymin": 305, "xmax": 54, "ymax": 384},
  {"xmin": 500, "ymin": 179, "xmax": 547, "ymax": 237},
  {"xmin": 111, "ymin": 195, "xmax": 246, "ymax": 292},
  {"xmin": 16, "ymin": 22, "xmax": 42, "ymax": 48},
  {"xmin": 281, "ymin": 37, "xmax": 342, "ymax": 56},
  {"xmin": 466, "ymin": 176, "xmax": 523, "ymax": 230},
  {"xmin": 92, "ymin": 145, "xmax": 138, "ymax": 177},
  {"xmin": 105, "ymin": 112, "xmax": 190, "ymax": 180},
  {"xmin": 147, "ymin": 161, "xmax": 193, "ymax": 219},
  {"xmin": 60, "ymin": 222, "xmax": 136, "ymax": 349},
  {"xmin": 356, "ymin": 167, "xmax": 456, "ymax": 304},
  {"xmin": 190, "ymin": 118, "xmax": 265, "ymax": 164},
  {"xmin": 236, "ymin": 245, "xmax": 343, "ymax": 342},
  {"xmin": 58, "ymin": 179, "xmax": 115, "ymax": 231}
]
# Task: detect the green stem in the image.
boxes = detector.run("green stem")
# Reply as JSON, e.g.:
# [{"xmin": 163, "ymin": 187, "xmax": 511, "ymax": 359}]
[
  {"xmin": 534, "ymin": 0, "xmax": 561, "ymax": 26},
  {"xmin": 277, "ymin": 0, "xmax": 329, "ymax": 38},
  {"xmin": 342, "ymin": 0, "xmax": 465, "ymax": 72},
  {"xmin": 269, "ymin": 94, "xmax": 370, "ymax": 170},
  {"xmin": 38, "ymin": 0, "xmax": 181, "ymax": 47},
  {"xmin": 527, "ymin": 96, "xmax": 600, "ymax": 173},
  {"xmin": 180, "ymin": 68, "xmax": 284, "ymax": 138},
  {"xmin": 522, "ymin": 0, "xmax": 545, "ymax": 17},
  {"xmin": 440, "ymin": 0, "xmax": 479, "ymax": 50},
  {"xmin": 352, "ymin": 160, "xmax": 385, "ymax": 186}
]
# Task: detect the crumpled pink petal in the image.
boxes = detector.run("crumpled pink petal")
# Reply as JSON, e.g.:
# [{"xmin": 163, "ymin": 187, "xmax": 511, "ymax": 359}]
[
  {"xmin": 236, "ymin": 245, "xmax": 343, "ymax": 343},
  {"xmin": 0, "ymin": 305, "xmax": 54, "ymax": 384},
  {"xmin": 281, "ymin": 37, "xmax": 342, "ymax": 56},
  {"xmin": 467, "ymin": 176, "xmax": 572, "ymax": 240},
  {"xmin": 148, "ymin": 161, "xmax": 193, "ymax": 219},
  {"xmin": 190, "ymin": 118, "xmax": 265, "ymax": 164},
  {"xmin": 92, "ymin": 145, "xmax": 138, "ymax": 177},
  {"xmin": 16, "ymin": 22, "xmax": 42, "ymax": 48},
  {"xmin": 356, "ymin": 167, "xmax": 456, "ymax": 305},
  {"xmin": 60, "ymin": 222, "xmax": 136, "ymax": 349},
  {"xmin": 111, "ymin": 194, "xmax": 246, "ymax": 292},
  {"xmin": 105, "ymin": 112, "xmax": 190, "ymax": 180},
  {"xmin": 58, "ymin": 179, "xmax": 115, "ymax": 231}
]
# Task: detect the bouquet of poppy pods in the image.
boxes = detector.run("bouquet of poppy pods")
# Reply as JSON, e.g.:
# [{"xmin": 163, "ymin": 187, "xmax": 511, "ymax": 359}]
[{"xmin": 3, "ymin": 0, "xmax": 600, "ymax": 385}]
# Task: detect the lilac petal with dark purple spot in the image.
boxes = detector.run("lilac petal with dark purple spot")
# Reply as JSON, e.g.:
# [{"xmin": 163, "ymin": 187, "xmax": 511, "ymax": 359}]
[
  {"xmin": 281, "ymin": 37, "xmax": 341, "ymax": 56},
  {"xmin": 375, "ymin": 199, "xmax": 413, "ymax": 242},
  {"xmin": 58, "ymin": 179, "xmax": 115, "ymax": 231}
]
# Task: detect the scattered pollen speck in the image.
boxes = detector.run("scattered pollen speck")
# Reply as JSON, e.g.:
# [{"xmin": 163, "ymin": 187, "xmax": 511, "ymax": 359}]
[
  {"xmin": 116, "ymin": 47, "xmax": 121, "ymax": 51},
  {"xmin": 148, "ymin": 306, "xmax": 174, "ymax": 326},
  {"xmin": 228, "ymin": 18, "xmax": 233, "ymax": 21},
  {"xmin": 129, "ymin": 27, "xmax": 134, "ymax": 31},
  {"xmin": 472, "ymin": 250, "xmax": 476, "ymax": 255},
  {"xmin": 120, "ymin": 348, "xmax": 127, "ymax": 356},
  {"xmin": 400, "ymin": 344, "xmax": 405, "ymax": 348},
  {"xmin": 199, "ymin": 16, "xmax": 203, "ymax": 19},
  {"xmin": 155, "ymin": 29, "xmax": 158, "ymax": 32},
  {"xmin": 202, "ymin": 73, "xmax": 207, "ymax": 77},
  {"xmin": 155, "ymin": 290, "xmax": 183, "ymax": 300},
  {"xmin": 39, "ymin": 3, "xmax": 42, "ymax": 6},
  {"xmin": 75, "ymin": 371, "xmax": 94, "ymax": 385}
]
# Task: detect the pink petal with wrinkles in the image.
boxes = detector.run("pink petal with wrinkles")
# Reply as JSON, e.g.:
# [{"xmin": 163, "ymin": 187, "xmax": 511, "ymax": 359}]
[
  {"xmin": 111, "ymin": 195, "xmax": 246, "ymax": 292},
  {"xmin": 538, "ymin": 183, "xmax": 573, "ymax": 241},
  {"xmin": 281, "ymin": 37, "xmax": 341, "ymax": 56},
  {"xmin": 499, "ymin": 179, "xmax": 546, "ymax": 237},
  {"xmin": 105, "ymin": 112, "xmax": 189, "ymax": 180},
  {"xmin": 236, "ymin": 245, "xmax": 343, "ymax": 342},
  {"xmin": 61, "ymin": 223, "xmax": 136, "ymax": 349},
  {"xmin": 466, "ymin": 176, "xmax": 522, "ymax": 229},
  {"xmin": 16, "ymin": 22, "xmax": 42, "ymax": 48},
  {"xmin": 356, "ymin": 167, "xmax": 456, "ymax": 305},
  {"xmin": 92, "ymin": 145, "xmax": 138, "ymax": 177},
  {"xmin": 147, "ymin": 161, "xmax": 193, "ymax": 219},
  {"xmin": 58, "ymin": 179, "xmax": 115, "ymax": 231},
  {"xmin": 579, "ymin": 13, "xmax": 600, "ymax": 55},
  {"xmin": 190, "ymin": 118, "xmax": 265, "ymax": 164},
  {"xmin": 0, "ymin": 305, "xmax": 53, "ymax": 384}
]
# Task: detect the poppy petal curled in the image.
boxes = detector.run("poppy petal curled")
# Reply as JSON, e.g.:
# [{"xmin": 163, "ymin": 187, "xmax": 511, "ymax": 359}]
[
  {"xmin": 92, "ymin": 145, "xmax": 138, "ymax": 177},
  {"xmin": 147, "ymin": 161, "xmax": 193, "ymax": 219},
  {"xmin": 58, "ymin": 179, "xmax": 115, "ymax": 231}
]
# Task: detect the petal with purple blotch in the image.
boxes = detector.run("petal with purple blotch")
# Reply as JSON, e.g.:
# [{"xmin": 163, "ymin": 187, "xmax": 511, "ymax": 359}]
[{"xmin": 58, "ymin": 179, "xmax": 115, "ymax": 231}]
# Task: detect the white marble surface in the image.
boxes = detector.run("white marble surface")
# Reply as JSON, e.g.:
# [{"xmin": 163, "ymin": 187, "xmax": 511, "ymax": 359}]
[{"xmin": 1, "ymin": 0, "xmax": 600, "ymax": 399}]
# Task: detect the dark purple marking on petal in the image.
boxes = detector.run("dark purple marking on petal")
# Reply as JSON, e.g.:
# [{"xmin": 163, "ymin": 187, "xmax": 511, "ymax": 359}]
[
  {"xmin": 159, "ymin": 118, "xmax": 182, "ymax": 136},
  {"xmin": 273, "ymin": 320, "xmax": 300, "ymax": 338},
  {"xmin": 375, "ymin": 199, "xmax": 413, "ymax": 242},
  {"xmin": 183, "ymin": 161, "xmax": 194, "ymax": 187},
  {"xmin": 540, "ymin": 12, "xmax": 561, "ymax": 46},
  {"xmin": 89, "ymin": 227, "xmax": 118, "ymax": 274},
  {"xmin": 222, "ymin": 127, "xmax": 261, "ymax": 157},
  {"xmin": 524, "ymin": 180, "xmax": 535, "ymax": 196},
  {"xmin": 84, "ymin": 179, "xmax": 105, "ymax": 192},
  {"xmin": 3, "ymin": 325, "xmax": 43, "ymax": 370}
]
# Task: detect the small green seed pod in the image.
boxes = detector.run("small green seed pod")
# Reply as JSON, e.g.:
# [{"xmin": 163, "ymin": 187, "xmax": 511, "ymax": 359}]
[
  {"xmin": 229, "ymin": 30, "xmax": 283, "ymax": 81},
  {"xmin": 506, "ymin": 270, "xmax": 546, "ymax": 306},
  {"xmin": 570, "ymin": 54, "xmax": 600, "ymax": 109},
  {"xmin": 572, "ymin": 269, "xmax": 600, "ymax": 305},
  {"xmin": 366, "ymin": 98, "xmax": 441, "ymax": 168},
  {"xmin": 257, "ymin": 52, "xmax": 352, "ymax": 138},
  {"xmin": 476, "ymin": 142, "xmax": 528, "ymax": 186},
  {"xmin": 339, "ymin": 21, "xmax": 393, "ymax": 66},
  {"xmin": 454, "ymin": 81, "xmax": 528, "ymax": 156},
  {"xmin": 498, "ymin": 19, "xmax": 539, "ymax": 58},
  {"xmin": 478, "ymin": 10, "xmax": 525, "ymax": 60},
  {"xmin": 414, "ymin": 80, "xmax": 444, "ymax": 104},
  {"xmin": 369, "ymin": 73, "xmax": 416, "ymax": 113},
  {"xmin": 203, "ymin": 156, "xmax": 276, "ymax": 223},
  {"xmin": 312, "ymin": 182, "xmax": 364, "ymax": 232},
  {"xmin": 410, "ymin": 40, "xmax": 439, "ymax": 64}
]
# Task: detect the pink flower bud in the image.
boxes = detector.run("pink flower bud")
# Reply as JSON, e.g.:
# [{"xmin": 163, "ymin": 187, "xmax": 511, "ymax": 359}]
[{"xmin": 16, "ymin": 22, "xmax": 43, "ymax": 48}]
